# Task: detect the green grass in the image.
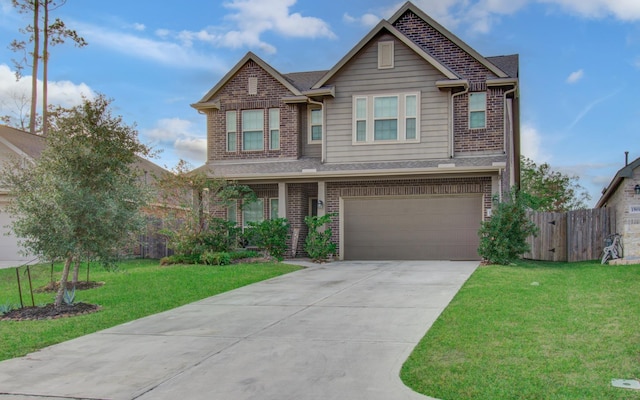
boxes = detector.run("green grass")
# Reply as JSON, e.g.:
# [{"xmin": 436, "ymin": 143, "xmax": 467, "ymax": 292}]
[
  {"xmin": 0, "ymin": 259, "xmax": 301, "ymax": 361},
  {"xmin": 401, "ymin": 260, "xmax": 640, "ymax": 400}
]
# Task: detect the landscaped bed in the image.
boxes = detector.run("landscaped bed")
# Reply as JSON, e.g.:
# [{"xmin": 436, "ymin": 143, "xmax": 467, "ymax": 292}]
[
  {"xmin": 0, "ymin": 258, "xmax": 301, "ymax": 361},
  {"xmin": 401, "ymin": 259, "xmax": 640, "ymax": 399}
]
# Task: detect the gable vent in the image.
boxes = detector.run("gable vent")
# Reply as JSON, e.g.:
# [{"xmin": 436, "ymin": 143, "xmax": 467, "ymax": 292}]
[
  {"xmin": 248, "ymin": 77, "xmax": 258, "ymax": 95},
  {"xmin": 378, "ymin": 41, "xmax": 394, "ymax": 69}
]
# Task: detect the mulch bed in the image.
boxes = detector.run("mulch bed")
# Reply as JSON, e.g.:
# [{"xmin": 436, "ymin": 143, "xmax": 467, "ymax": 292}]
[{"xmin": 0, "ymin": 302, "xmax": 100, "ymax": 321}]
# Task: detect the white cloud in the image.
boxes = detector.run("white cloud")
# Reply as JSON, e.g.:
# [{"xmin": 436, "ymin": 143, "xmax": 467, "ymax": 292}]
[
  {"xmin": 539, "ymin": 0, "xmax": 640, "ymax": 20},
  {"xmin": 520, "ymin": 122, "xmax": 548, "ymax": 162},
  {"xmin": 0, "ymin": 64, "xmax": 94, "ymax": 126},
  {"xmin": 566, "ymin": 69, "xmax": 584, "ymax": 83},
  {"xmin": 74, "ymin": 22, "xmax": 227, "ymax": 70},
  {"xmin": 343, "ymin": 12, "xmax": 381, "ymax": 27},
  {"xmin": 174, "ymin": 137, "xmax": 207, "ymax": 164},
  {"xmin": 132, "ymin": 23, "xmax": 145, "ymax": 31},
  {"xmin": 142, "ymin": 118, "xmax": 206, "ymax": 165},
  {"xmin": 169, "ymin": 0, "xmax": 335, "ymax": 55}
]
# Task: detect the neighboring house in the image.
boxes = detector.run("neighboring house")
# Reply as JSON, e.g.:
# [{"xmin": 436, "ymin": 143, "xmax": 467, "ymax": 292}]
[
  {"xmin": 0, "ymin": 124, "xmax": 169, "ymax": 263},
  {"xmin": 191, "ymin": 1, "xmax": 520, "ymax": 260},
  {"xmin": 596, "ymin": 156, "xmax": 640, "ymax": 261}
]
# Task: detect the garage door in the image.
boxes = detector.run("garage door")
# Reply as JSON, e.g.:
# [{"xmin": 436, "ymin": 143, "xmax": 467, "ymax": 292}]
[
  {"xmin": 0, "ymin": 210, "xmax": 27, "ymax": 262},
  {"xmin": 343, "ymin": 196, "xmax": 482, "ymax": 260}
]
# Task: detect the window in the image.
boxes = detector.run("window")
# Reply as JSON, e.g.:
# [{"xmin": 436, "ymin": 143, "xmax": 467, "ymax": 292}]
[
  {"xmin": 243, "ymin": 199, "xmax": 263, "ymax": 228},
  {"xmin": 309, "ymin": 107, "xmax": 322, "ymax": 142},
  {"xmin": 227, "ymin": 202, "xmax": 237, "ymax": 224},
  {"xmin": 469, "ymin": 92, "xmax": 486, "ymax": 129},
  {"xmin": 226, "ymin": 111, "xmax": 236, "ymax": 152},
  {"xmin": 269, "ymin": 108, "xmax": 280, "ymax": 150},
  {"xmin": 270, "ymin": 198, "xmax": 279, "ymax": 219},
  {"xmin": 353, "ymin": 92, "xmax": 419, "ymax": 144},
  {"xmin": 309, "ymin": 198, "xmax": 318, "ymax": 217},
  {"xmin": 378, "ymin": 41, "xmax": 394, "ymax": 69},
  {"xmin": 242, "ymin": 110, "xmax": 264, "ymax": 151}
]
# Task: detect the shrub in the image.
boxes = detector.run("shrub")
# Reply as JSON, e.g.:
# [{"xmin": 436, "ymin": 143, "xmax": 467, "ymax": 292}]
[
  {"xmin": 161, "ymin": 217, "xmax": 241, "ymax": 262},
  {"xmin": 201, "ymin": 251, "xmax": 231, "ymax": 266},
  {"xmin": 478, "ymin": 190, "xmax": 538, "ymax": 265},
  {"xmin": 245, "ymin": 218, "xmax": 290, "ymax": 261},
  {"xmin": 229, "ymin": 250, "xmax": 260, "ymax": 261},
  {"xmin": 159, "ymin": 254, "xmax": 201, "ymax": 266},
  {"xmin": 304, "ymin": 214, "xmax": 337, "ymax": 262}
]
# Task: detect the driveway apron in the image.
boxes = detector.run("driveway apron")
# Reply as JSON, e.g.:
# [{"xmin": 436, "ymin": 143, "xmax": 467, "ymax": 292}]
[{"xmin": 0, "ymin": 260, "xmax": 478, "ymax": 400}]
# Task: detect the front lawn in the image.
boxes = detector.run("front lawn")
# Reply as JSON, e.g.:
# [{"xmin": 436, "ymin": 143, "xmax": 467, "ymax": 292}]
[
  {"xmin": 401, "ymin": 260, "xmax": 640, "ymax": 399},
  {"xmin": 0, "ymin": 259, "xmax": 301, "ymax": 361}
]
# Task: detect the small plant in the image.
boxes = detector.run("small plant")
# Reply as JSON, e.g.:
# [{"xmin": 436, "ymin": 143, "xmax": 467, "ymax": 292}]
[
  {"xmin": 229, "ymin": 250, "xmax": 260, "ymax": 261},
  {"xmin": 245, "ymin": 218, "xmax": 290, "ymax": 261},
  {"xmin": 62, "ymin": 286, "xmax": 76, "ymax": 306},
  {"xmin": 201, "ymin": 251, "xmax": 232, "ymax": 266},
  {"xmin": 0, "ymin": 303, "xmax": 16, "ymax": 315},
  {"xmin": 304, "ymin": 214, "xmax": 337, "ymax": 262},
  {"xmin": 478, "ymin": 189, "xmax": 538, "ymax": 265}
]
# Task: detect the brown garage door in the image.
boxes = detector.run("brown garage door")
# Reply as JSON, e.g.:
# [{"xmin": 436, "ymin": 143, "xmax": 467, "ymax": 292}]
[{"xmin": 343, "ymin": 196, "xmax": 482, "ymax": 260}]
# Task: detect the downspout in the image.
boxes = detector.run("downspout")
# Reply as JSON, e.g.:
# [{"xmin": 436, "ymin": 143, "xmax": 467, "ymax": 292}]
[
  {"xmin": 450, "ymin": 86, "xmax": 469, "ymax": 158},
  {"xmin": 307, "ymin": 98, "xmax": 325, "ymax": 163},
  {"xmin": 503, "ymin": 85, "xmax": 518, "ymax": 192}
]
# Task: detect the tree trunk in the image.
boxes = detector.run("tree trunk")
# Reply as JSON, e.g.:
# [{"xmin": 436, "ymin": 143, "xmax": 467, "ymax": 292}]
[
  {"xmin": 42, "ymin": 0, "xmax": 48, "ymax": 136},
  {"xmin": 54, "ymin": 254, "xmax": 73, "ymax": 308},
  {"xmin": 72, "ymin": 256, "xmax": 80, "ymax": 286},
  {"xmin": 29, "ymin": 0, "xmax": 39, "ymax": 135}
]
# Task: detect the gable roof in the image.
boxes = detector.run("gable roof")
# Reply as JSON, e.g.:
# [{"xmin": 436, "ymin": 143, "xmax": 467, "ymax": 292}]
[
  {"xmin": 0, "ymin": 124, "xmax": 45, "ymax": 162},
  {"xmin": 312, "ymin": 19, "xmax": 459, "ymax": 89},
  {"xmin": 486, "ymin": 55, "xmax": 519, "ymax": 79},
  {"xmin": 192, "ymin": 52, "xmax": 304, "ymax": 110},
  {"xmin": 596, "ymin": 157, "xmax": 640, "ymax": 207},
  {"xmin": 0, "ymin": 124, "xmax": 167, "ymax": 182},
  {"xmin": 389, "ymin": 2, "xmax": 509, "ymax": 79}
]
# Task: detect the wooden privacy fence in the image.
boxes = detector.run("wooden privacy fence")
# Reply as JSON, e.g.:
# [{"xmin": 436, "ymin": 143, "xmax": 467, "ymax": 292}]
[{"xmin": 524, "ymin": 208, "xmax": 615, "ymax": 262}]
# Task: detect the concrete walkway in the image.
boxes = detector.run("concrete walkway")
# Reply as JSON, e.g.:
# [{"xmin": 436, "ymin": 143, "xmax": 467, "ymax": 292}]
[{"xmin": 0, "ymin": 260, "xmax": 478, "ymax": 400}]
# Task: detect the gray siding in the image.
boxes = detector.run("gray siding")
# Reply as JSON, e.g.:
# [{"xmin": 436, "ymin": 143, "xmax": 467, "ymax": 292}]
[
  {"xmin": 325, "ymin": 34, "xmax": 450, "ymax": 163},
  {"xmin": 300, "ymin": 104, "xmax": 321, "ymax": 158}
]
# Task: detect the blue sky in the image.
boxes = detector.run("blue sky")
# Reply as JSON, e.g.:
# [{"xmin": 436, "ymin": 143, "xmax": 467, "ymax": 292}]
[{"xmin": 0, "ymin": 0, "xmax": 639, "ymax": 207}]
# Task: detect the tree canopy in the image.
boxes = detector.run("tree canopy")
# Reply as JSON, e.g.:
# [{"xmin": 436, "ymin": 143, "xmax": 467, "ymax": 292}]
[
  {"xmin": 1, "ymin": 95, "xmax": 151, "ymax": 307},
  {"xmin": 520, "ymin": 156, "xmax": 591, "ymax": 212}
]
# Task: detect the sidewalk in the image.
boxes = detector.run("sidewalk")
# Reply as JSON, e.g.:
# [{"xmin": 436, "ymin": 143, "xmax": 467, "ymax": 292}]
[{"xmin": 0, "ymin": 260, "xmax": 478, "ymax": 400}]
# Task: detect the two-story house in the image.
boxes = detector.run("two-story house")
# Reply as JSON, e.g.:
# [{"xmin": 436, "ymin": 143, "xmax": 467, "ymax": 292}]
[{"xmin": 191, "ymin": 1, "xmax": 520, "ymax": 261}]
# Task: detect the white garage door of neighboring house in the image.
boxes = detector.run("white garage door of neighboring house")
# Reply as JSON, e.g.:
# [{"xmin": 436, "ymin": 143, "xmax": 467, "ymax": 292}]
[
  {"xmin": 343, "ymin": 196, "xmax": 482, "ymax": 260},
  {"xmin": 0, "ymin": 210, "xmax": 27, "ymax": 262}
]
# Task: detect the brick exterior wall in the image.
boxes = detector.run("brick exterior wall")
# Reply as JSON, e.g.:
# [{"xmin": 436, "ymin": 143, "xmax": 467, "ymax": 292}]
[
  {"xmin": 393, "ymin": 10, "xmax": 507, "ymax": 156},
  {"xmin": 325, "ymin": 176, "xmax": 493, "ymax": 257},
  {"xmin": 607, "ymin": 167, "xmax": 640, "ymax": 259},
  {"xmin": 206, "ymin": 61, "xmax": 300, "ymax": 162}
]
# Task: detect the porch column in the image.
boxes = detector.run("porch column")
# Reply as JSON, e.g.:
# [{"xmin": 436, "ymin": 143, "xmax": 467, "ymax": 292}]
[
  {"xmin": 278, "ymin": 182, "xmax": 288, "ymax": 218},
  {"xmin": 317, "ymin": 180, "xmax": 326, "ymax": 218}
]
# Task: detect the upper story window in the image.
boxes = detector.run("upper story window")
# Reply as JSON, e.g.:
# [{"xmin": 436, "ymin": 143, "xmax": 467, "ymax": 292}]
[
  {"xmin": 269, "ymin": 108, "xmax": 280, "ymax": 150},
  {"xmin": 309, "ymin": 107, "xmax": 322, "ymax": 143},
  {"xmin": 469, "ymin": 92, "xmax": 486, "ymax": 129},
  {"xmin": 242, "ymin": 110, "xmax": 264, "ymax": 151},
  {"xmin": 378, "ymin": 41, "xmax": 394, "ymax": 69},
  {"xmin": 353, "ymin": 92, "xmax": 419, "ymax": 144},
  {"xmin": 226, "ymin": 111, "xmax": 237, "ymax": 152}
]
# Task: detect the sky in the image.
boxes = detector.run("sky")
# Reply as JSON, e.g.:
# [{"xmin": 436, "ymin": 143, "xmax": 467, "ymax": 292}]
[{"xmin": 0, "ymin": 0, "xmax": 639, "ymax": 207}]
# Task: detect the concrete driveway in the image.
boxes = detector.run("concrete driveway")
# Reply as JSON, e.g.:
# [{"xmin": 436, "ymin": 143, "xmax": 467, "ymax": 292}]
[{"xmin": 0, "ymin": 260, "xmax": 478, "ymax": 400}]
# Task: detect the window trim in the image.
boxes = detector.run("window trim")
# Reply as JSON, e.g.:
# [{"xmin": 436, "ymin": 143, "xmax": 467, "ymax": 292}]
[
  {"xmin": 469, "ymin": 92, "xmax": 487, "ymax": 130},
  {"xmin": 352, "ymin": 92, "xmax": 420, "ymax": 144},
  {"xmin": 226, "ymin": 110, "xmax": 237, "ymax": 152},
  {"xmin": 308, "ymin": 106, "xmax": 323, "ymax": 143},
  {"xmin": 269, "ymin": 108, "xmax": 280, "ymax": 150},
  {"xmin": 241, "ymin": 109, "xmax": 264, "ymax": 151}
]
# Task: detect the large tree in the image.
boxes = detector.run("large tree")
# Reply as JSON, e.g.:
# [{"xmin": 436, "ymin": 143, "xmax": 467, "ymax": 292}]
[
  {"xmin": 1, "ymin": 95, "xmax": 152, "ymax": 307},
  {"xmin": 520, "ymin": 156, "xmax": 591, "ymax": 212},
  {"xmin": 9, "ymin": 0, "xmax": 86, "ymax": 134}
]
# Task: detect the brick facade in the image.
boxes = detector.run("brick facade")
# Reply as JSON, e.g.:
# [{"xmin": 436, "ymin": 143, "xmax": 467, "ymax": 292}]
[
  {"xmin": 607, "ymin": 168, "xmax": 640, "ymax": 259},
  {"xmin": 206, "ymin": 61, "xmax": 300, "ymax": 162}
]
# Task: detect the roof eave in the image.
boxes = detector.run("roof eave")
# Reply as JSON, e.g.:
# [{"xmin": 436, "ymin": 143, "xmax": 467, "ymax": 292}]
[{"xmin": 312, "ymin": 20, "xmax": 458, "ymax": 89}]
